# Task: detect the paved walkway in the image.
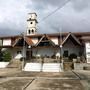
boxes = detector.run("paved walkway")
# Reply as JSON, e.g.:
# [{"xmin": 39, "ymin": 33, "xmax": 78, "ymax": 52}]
[
  {"xmin": 0, "ymin": 68, "xmax": 90, "ymax": 90},
  {"xmin": 26, "ymin": 78, "xmax": 84, "ymax": 90},
  {"xmin": 24, "ymin": 70, "xmax": 90, "ymax": 90},
  {"xmin": 73, "ymin": 70, "xmax": 90, "ymax": 79}
]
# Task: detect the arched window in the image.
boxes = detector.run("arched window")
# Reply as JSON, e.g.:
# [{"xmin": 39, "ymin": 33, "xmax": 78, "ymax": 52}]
[
  {"xmin": 28, "ymin": 30, "xmax": 31, "ymax": 34},
  {"xmin": 32, "ymin": 29, "xmax": 34, "ymax": 33}
]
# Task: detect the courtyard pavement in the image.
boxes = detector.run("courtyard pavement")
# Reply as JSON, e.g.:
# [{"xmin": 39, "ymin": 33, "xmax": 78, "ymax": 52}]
[{"xmin": 0, "ymin": 68, "xmax": 90, "ymax": 90}]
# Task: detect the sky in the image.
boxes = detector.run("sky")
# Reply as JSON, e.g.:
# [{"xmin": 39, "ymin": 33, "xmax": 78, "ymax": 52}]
[{"xmin": 0, "ymin": 0, "xmax": 90, "ymax": 36}]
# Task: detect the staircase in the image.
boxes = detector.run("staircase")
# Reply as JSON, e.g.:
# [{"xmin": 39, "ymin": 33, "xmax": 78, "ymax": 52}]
[
  {"xmin": 24, "ymin": 63, "xmax": 42, "ymax": 72},
  {"xmin": 24, "ymin": 63, "xmax": 62, "ymax": 72},
  {"xmin": 42, "ymin": 63, "xmax": 62, "ymax": 72},
  {"xmin": 7, "ymin": 60, "xmax": 22, "ymax": 69}
]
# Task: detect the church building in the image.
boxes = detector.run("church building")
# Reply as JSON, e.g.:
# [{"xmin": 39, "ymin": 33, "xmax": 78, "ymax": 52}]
[{"xmin": 0, "ymin": 13, "xmax": 90, "ymax": 71}]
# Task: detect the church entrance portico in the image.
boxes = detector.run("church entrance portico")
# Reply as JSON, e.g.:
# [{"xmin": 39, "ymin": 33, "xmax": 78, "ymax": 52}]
[{"xmin": 32, "ymin": 47, "xmax": 59, "ymax": 61}]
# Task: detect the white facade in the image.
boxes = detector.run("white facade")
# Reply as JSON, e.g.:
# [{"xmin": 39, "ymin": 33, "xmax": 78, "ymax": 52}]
[
  {"xmin": 85, "ymin": 42, "xmax": 90, "ymax": 63},
  {"xmin": 32, "ymin": 48, "xmax": 60, "ymax": 58},
  {"xmin": 33, "ymin": 48, "xmax": 55, "ymax": 57},
  {"xmin": 0, "ymin": 62, "xmax": 9, "ymax": 68},
  {"xmin": 51, "ymin": 38, "xmax": 58, "ymax": 45},
  {"xmin": 27, "ymin": 13, "xmax": 37, "ymax": 35},
  {"xmin": 27, "ymin": 13, "xmax": 37, "ymax": 20},
  {"xmin": 27, "ymin": 21, "xmax": 37, "ymax": 28},
  {"xmin": 31, "ymin": 39, "xmax": 81, "ymax": 58},
  {"xmin": 3, "ymin": 39, "xmax": 11, "ymax": 46},
  {"xmin": 32, "ymin": 38, "xmax": 38, "ymax": 44}
]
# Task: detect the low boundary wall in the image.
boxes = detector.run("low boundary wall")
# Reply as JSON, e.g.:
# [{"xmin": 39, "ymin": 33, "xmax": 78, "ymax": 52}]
[
  {"xmin": 0, "ymin": 62, "xmax": 9, "ymax": 68},
  {"xmin": 74, "ymin": 63, "xmax": 90, "ymax": 70}
]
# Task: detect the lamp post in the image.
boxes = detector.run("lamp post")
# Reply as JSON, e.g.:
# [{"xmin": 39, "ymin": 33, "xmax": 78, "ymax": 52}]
[
  {"xmin": 60, "ymin": 44, "xmax": 64, "ymax": 71},
  {"xmin": 56, "ymin": 28, "xmax": 64, "ymax": 71},
  {"xmin": 28, "ymin": 45, "xmax": 31, "ymax": 60}
]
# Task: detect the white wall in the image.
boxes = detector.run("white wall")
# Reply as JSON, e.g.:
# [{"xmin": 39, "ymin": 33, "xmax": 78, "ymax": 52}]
[
  {"xmin": 27, "ymin": 13, "xmax": 37, "ymax": 20},
  {"xmin": 27, "ymin": 27, "xmax": 36, "ymax": 35},
  {"xmin": 85, "ymin": 42, "xmax": 90, "ymax": 63},
  {"xmin": 32, "ymin": 48, "xmax": 56, "ymax": 57},
  {"xmin": 32, "ymin": 39, "xmax": 81, "ymax": 58},
  {"xmin": 0, "ymin": 62, "xmax": 9, "ymax": 68},
  {"xmin": 51, "ymin": 37, "xmax": 58, "ymax": 45},
  {"xmin": 27, "ymin": 21, "xmax": 36, "ymax": 28},
  {"xmin": 32, "ymin": 47, "xmax": 61, "ymax": 58},
  {"xmin": 63, "ymin": 39, "xmax": 80, "ymax": 56},
  {"xmin": 3, "ymin": 39, "xmax": 11, "ymax": 46},
  {"xmin": 32, "ymin": 38, "xmax": 38, "ymax": 44}
]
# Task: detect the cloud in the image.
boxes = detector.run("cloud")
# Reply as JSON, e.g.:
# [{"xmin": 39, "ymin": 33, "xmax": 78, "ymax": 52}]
[
  {"xmin": 0, "ymin": 0, "xmax": 32, "ymax": 36},
  {"xmin": 0, "ymin": 0, "xmax": 90, "ymax": 36},
  {"xmin": 72, "ymin": 0, "xmax": 90, "ymax": 12},
  {"xmin": 32, "ymin": 0, "xmax": 90, "ymax": 33}
]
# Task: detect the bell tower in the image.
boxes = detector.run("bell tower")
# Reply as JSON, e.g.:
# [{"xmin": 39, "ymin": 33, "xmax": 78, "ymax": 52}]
[{"xmin": 26, "ymin": 13, "xmax": 38, "ymax": 35}]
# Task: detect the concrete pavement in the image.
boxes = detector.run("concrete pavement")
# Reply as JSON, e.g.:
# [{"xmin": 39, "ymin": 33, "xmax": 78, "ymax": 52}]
[{"xmin": 0, "ymin": 68, "xmax": 90, "ymax": 90}]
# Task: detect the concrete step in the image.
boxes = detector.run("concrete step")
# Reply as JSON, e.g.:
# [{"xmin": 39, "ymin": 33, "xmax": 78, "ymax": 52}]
[
  {"xmin": 7, "ymin": 60, "xmax": 22, "ymax": 68},
  {"xmin": 24, "ymin": 63, "xmax": 62, "ymax": 72},
  {"xmin": 42, "ymin": 63, "xmax": 62, "ymax": 72},
  {"xmin": 24, "ymin": 63, "xmax": 42, "ymax": 72}
]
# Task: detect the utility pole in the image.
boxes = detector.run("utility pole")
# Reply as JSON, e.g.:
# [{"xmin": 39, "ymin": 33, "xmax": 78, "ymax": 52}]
[
  {"xmin": 59, "ymin": 28, "xmax": 64, "ymax": 71},
  {"xmin": 22, "ymin": 32, "xmax": 26, "ymax": 70}
]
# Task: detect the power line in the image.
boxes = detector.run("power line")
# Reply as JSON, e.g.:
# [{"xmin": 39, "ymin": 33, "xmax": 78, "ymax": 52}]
[
  {"xmin": 38, "ymin": 0, "xmax": 72, "ymax": 24},
  {"xmin": 37, "ymin": 0, "xmax": 72, "ymax": 34}
]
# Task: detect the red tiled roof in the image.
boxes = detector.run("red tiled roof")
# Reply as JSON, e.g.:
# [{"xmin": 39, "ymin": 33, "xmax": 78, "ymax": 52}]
[
  {"xmin": 25, "ymin": 37, "xmax": 34, "ymax": 45},
  {"xmin": 0, "ymin": 32, "xmax": 90, "ymax": 38},
  {"xmin": 12, "ymin": 37, "xmax": 34, "ymax": 47}
]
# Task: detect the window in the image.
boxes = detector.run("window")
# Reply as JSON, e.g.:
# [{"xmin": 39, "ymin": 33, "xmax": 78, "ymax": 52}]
[
  {"xmin": 32, "ymin": 29, "xmax": 34, "ymax": 33},
  {"xmin": 28, "ymin": 30, "xmax": 31, "ymax": 34},
  {"xmin": 30, "ymin": 22, "xmax": 33, "ymax": 24},
  {"xmin": 63, "ymin": 50, "xmax": 68, "ymax": 57}
]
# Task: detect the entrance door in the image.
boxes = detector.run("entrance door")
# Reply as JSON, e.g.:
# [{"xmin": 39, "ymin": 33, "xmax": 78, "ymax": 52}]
[
  {"xmin": 26, "ymin": 51, "xmax": 32, "ymax": 60},
  {"xmin": 63, "ymin": 50, "xmax": 68, "ymax": 57}
]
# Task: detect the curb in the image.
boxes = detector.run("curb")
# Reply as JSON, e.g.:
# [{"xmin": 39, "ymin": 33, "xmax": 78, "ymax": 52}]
[{"xmin": 22, "ymin": 78, "xmax": 35, "ymax": 90}]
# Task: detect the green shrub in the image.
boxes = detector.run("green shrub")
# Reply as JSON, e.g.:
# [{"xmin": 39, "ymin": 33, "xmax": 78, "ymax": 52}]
[
  {"xmin": 0, "ymin": 50, "xmax": 3, "ymax": 61},
  {"xmin": 69, "ymin": 53, "xmax": 77, "ymax": 60},
  {"xmin": 2, "ymin": 51, "xmax": 11, "ymax": 62}
]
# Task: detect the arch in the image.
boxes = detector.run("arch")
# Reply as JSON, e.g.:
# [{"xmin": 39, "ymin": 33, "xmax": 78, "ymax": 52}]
[
  {"xmin": 28, "ymin": 29, "xmax": 31, "ymax": 34},
  {"xmin": 32, "ymin": 29, "xmax": 34, "ymax": 33}
]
